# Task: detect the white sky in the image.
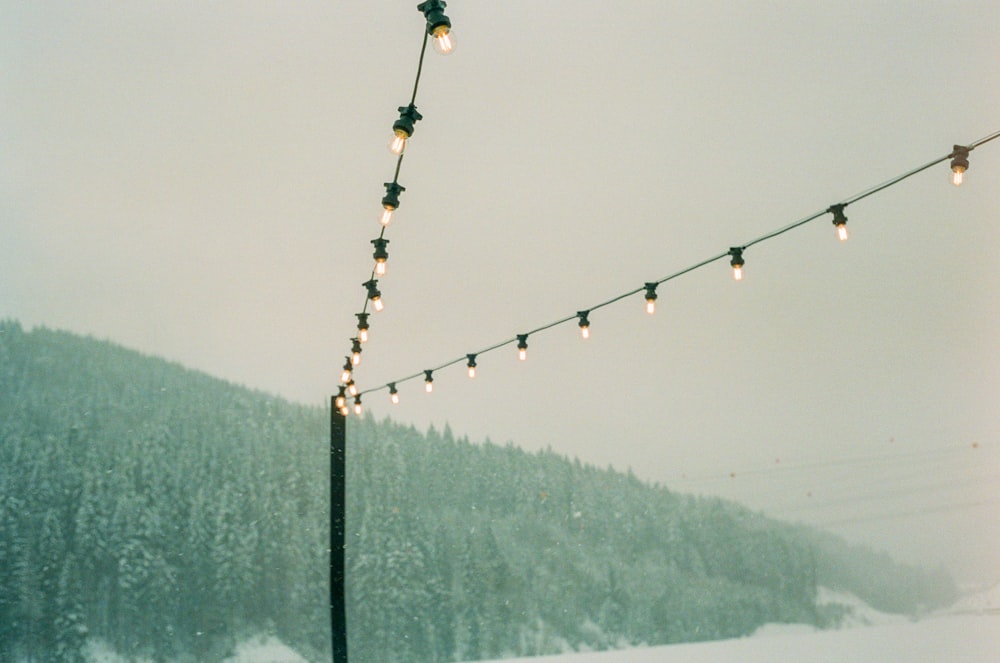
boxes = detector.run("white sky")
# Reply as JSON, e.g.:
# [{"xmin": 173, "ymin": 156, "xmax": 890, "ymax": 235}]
[{"xmin": 2, "ymin": 1, "xmax": 998, "ymax": 583}]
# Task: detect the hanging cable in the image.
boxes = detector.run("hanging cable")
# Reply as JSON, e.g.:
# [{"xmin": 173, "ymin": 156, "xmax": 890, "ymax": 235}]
[{"xmin": 349, "ymin": 132, "xmax": 998, "ymax": 399}]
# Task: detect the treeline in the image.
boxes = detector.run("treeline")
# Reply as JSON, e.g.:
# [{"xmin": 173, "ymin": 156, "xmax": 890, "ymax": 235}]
[{"xmin": 0, "ymin": 321, "xmax": 957, "ymax": 662}]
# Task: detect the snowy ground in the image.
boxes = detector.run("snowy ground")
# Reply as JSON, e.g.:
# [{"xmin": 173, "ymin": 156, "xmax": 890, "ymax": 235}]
[
  {"xmin": 475, "ymin": 585, "xmax": 1000, "ymax": 663},
  {"xmin": 81, "ymin": 586, "xmax": 999, "ymax": 663}
]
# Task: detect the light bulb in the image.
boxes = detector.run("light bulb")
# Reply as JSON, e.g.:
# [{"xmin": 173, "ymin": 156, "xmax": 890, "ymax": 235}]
[
  {"xmin": 335, "ymin": 388, "xmax": 347, "ymax": 410},
  {"xmin": 577, "ymin": 311, "xmax": 591, "ymax": 339},
  {"xmin": 375, "ymin": 261, "xmax": 386, "ymax": 276},
  {"xmin": 347, "ymin": 381, "xmax": 358, "ymax": 397},
  {"xmin": 431, "ymin": 26, "xmax": 455, "ymax": 55},
  {"xmin": 519, "ymin": 348, "xmax": 527, "ymax": 361},
  {"xmin": 353, "ymin": 397, "xmax": 363, "ymax": 416},
  {"xmin": 372, "ymin": 297, "xmax": 384, "ymax": 312},
  {"xmin": 351, "ymin": 352, "xmax": 361, "ymax": 367},
  {"xmin": 339, "ymin": 404, "xmax": 349, "ymax": 416},
  {"xmin": 424, "ymin": 370, "xmax": 434, "ymax": 393},
  {"xmin": 829, "ymin": 204, "xmax": 848, "ymax": 242},
  {"xmin": 729, "ymin": 247, "xmax": 745, "ymax": 281},
  {"xmin": 389, "ymin": 130, "xmax": 408, "ymax": 155},
  {"xmin": 380, "ymin": 183, "xmax": 404, "ymax": 226},
  {"xmin": 950, "ymin": 145, "xmax": 970, "ymax": 187},
  {"xmin": 356, "ymin": 313, "xmax": 370, "ymax": 343},
  {"xmin": 517, "ymin": 334, "xmax": 528, "ymax": 361},
  {"xmin": 644, "ymin": 283, "xmax": 658, "ymax": 315},
  {"xmin": 389, "ymin": 383, "xmax": 399, "ymax": 404},
  {"xmin": 340, "ymin": 359, "xmax": 352, "ymax": 384},
  {"xmin": 466, "ymin": 354, "xmax": 477, "ymax": 378}
]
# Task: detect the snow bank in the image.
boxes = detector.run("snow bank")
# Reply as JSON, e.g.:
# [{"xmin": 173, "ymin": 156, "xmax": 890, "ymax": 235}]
[
  {"xmin": 946, "ymin": 582, "xmax": 1000, "ymax": 615},
  {"xmin": 475, "ymin": 614, "xmax": 999, "ymax": 663},
  {"xmin": 82, "ymin": 635, "xmax": 307, "ymax": 663}
]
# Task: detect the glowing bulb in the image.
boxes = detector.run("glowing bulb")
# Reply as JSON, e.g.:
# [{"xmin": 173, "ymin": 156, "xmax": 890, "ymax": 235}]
[
  {"xmin": 424, "ymin": 370, "xmax": 434, "ymax": 393},
  {"xmin": 829, "ymin": 204, "xmax": 849, "ymax": 242},
  {"xmin": 467, "ymin": 354, "xmax": 477, "ymax": 378},
  {"xmin": 375, "ymin": 261, "xmax": 386, "ymax": 276},
  {"xmin": 516, "ymin": 334, "xmax": 529, "ymax": 361},
  {"xmin": 468, "ymin": 365, "xmax": 476, "ymax": 378},
  {"xmin": 729, "ymin": 247, "xmax": 745, "ymax": 282},
  {"xmin": 643, "ymin": 283, "xmax": 658, "ymax": 315},
  {"xmin": 431, "ymin": 26, "xmax": 455, "ymax": 55},
  {"xmin": 356, "ymin": 313, "xmax": 370, "ymax": 343},
  {"xmin": 372, "ymin": 297, "xmax": 384, "ymax": 312},
  {"xmin": 950, "ymin": 146, "xmax": 970, "ymax": 187},
  {"xmin": 339, "ymin": 404, "xmax": 349, "ymax": 416},
  {"xmin": 577, "ymin": 311, "xmax": 591, "ymax": 339},
  {"xmin": 335, "ymin": 388, "xmax": 347, "ymax": 411},
  {"xmin": 353, "ymin": 397, "xmax": 363, "ymax": 416},
  {"xmin": 347, "ymin": 381, "xmax": 358, "ymax": 397},
  {"xmin": 519, "ymin": 348, "xmax": 527, "ymax": 361},
  {"xmin": 389, "ymin": 383, "xmax": 399, "ymax": 404},
  {"xmin": 340, "ymin": 368, "xmax": 351, "ymax": 383},
  {"xmin": 351, "ymin": 352, "xmax": 361, "ymax": 367},
  {"xmin": 380, "ymin": 207, "xmax": 395, "ymax": 226},
  {"xmin": 836, "ymin": 224, "xmax": 849, "ymax": 241},
  {"xmin": 389, "ymin": 129, "xmax": 408, "ymax": 155}
]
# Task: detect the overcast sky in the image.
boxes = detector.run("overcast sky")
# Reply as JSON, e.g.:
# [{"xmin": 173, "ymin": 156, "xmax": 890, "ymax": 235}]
[{"xmin": 3, "ymin": 1, "xmax": 998, "ymax": 583}]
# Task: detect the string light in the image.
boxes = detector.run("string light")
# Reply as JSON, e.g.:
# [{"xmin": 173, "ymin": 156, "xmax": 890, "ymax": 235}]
[
  {"xmin": 829, "ymin": 204, "xmax": 849, "ymax": 242},
  {"xmin": 350, "ymin": 338, "xmax": 363, "ymax": 366},
  {"xmin": 644, "ymin": 283, "xmax": 658, "ymax": 314},
  {"xmin": 340, "ymin": 358, "xmax": 353, "ymax": 384},
  {"xmin": 950, "ymin": 145, "xmax": 970, "ymax": 186},
  {"xmin": 353, "ymin": 395, "xmax": 363, "ymax": 416},
  {"xmin": 729, "ymin": 247, "xmax": 745, "ymax": 281},
  {"xmin": 356, "ymin": 313, "xmax": 370, "ymax": 343},
  {"xmin": 380, "ymin": 182, "xmax": 405, "ymax": 226},
  {"xmin": 337, "ymin": 26, "xmax": 999, "ymax": 415},
  {"xmin": 388, "ymin": 382, "xmax": 400, "ymax": 404},
  {"xmin": 577, "ymin": 311, "xmax": 591, "ymax": 339},
  {"xmin": 372, "ymin": 238, "xmax": 390, "ymax": 276},
  {"xmin": 335, "ymin": 386, "xmax": 347, "ymax": 411},
  {"xmin": 389, "ymin": 104, "xmax": 422, "ymax": 155},
  {"xmin": 363, "ymin": 279, "xmax": 384, "ymax": 312},
  {"xmin": 417, "ymin": 0, "xmax": 455, "ymax": 55}
]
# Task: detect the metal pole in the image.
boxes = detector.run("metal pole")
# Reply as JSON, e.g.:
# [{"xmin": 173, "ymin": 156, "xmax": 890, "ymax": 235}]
[{"xmin": 330, "ymin": 399, "xmax": 348, "ymax": 662}]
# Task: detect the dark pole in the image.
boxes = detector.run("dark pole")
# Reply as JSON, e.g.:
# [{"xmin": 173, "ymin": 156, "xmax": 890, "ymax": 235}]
[{"xmin": 330, "ymin": 399, "xmax": 348, "ymax": 662}]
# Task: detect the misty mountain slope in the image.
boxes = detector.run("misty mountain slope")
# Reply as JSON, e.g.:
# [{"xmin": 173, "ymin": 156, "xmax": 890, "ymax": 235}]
[{"xmin": 0, "ymin": 321, "xmax": 956, "ymax": 663}]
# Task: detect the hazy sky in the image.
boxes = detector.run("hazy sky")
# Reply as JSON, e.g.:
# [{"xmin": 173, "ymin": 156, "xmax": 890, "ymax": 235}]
[{"xmin": 3, "ymin": 1, "xmax": 998, "ymax": 583}]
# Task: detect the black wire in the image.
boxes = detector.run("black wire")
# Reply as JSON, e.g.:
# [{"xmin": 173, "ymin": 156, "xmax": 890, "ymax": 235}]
[
  {"xmin": 351, "ymin": 133, "xmax": 998, "ymax": 399},
  {"xmin": 410, "ymin": 32, "xmax": 429, "ymax": 106}
]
